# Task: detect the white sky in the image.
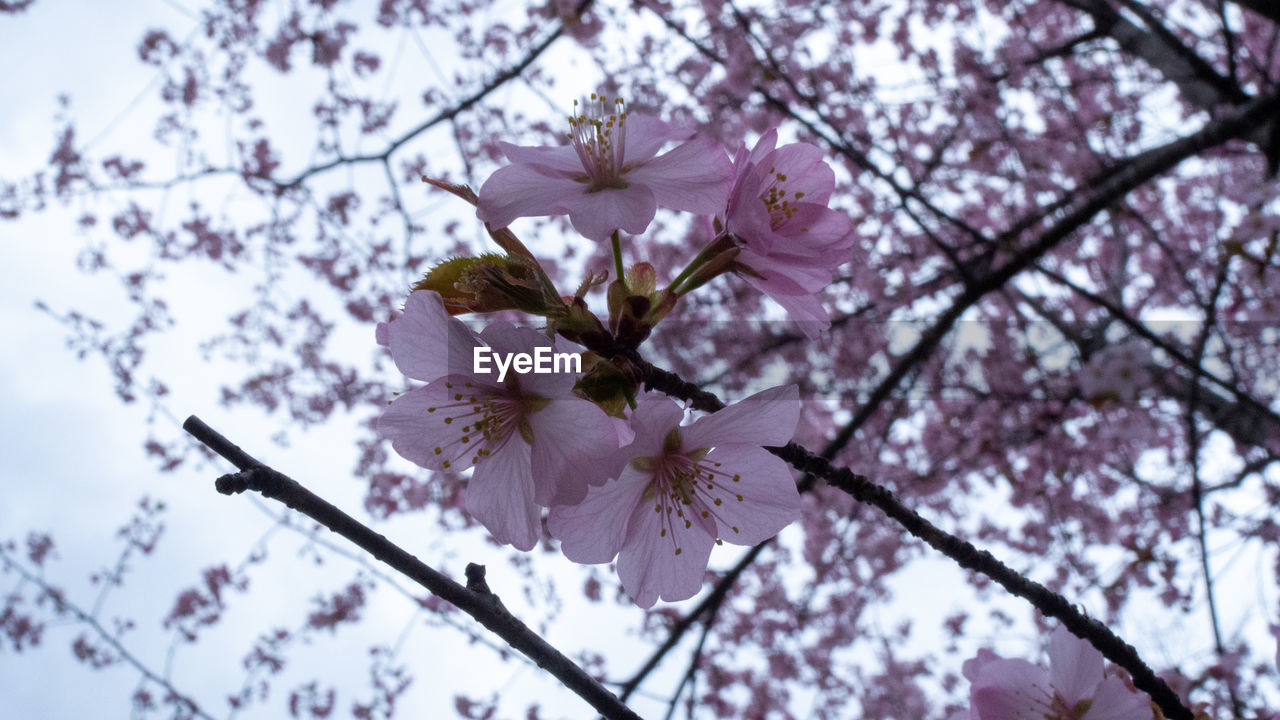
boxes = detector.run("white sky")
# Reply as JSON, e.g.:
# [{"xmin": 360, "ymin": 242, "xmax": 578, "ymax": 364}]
[{"xmin": 2, "ymin": 2, "xmax": 1277, "ymax": 719}]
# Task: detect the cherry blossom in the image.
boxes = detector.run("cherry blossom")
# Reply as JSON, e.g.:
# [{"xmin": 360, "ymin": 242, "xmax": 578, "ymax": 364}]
[
  {"xmin": 722, "ymin": 128, "xmax": 854, "ymax": 335},
  {"xmin": 548, "ymin": 385, "xmax": 801, "ymax": 607},
  {"xmin": 964, "ymin": 626, "xmax": 1152, "ymax": 720},
  {"xmin": 476, "ymin": 94, "xmax": 733, "ymax": 242},
  {"xmin": 377, "ymin": 290, "xmax": 619, "ymax": 550}
]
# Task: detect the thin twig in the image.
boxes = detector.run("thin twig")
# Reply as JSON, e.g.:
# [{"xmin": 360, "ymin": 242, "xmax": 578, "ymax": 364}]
[{"xmin": 0, "ymin": 547, "xmax": 215, "ymax": 720}]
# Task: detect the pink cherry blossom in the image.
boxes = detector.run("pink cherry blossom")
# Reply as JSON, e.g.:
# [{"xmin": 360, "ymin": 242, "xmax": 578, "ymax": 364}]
[
  {"xmin": 965, "ymin": 626, "xmax": 1152, "ymax": 720},
  {"xmin": 548, "ymin": 385, "xmax": 801, "ymax": 607},
  {"xmin": 723, "ymin": 128, "xmax": 854, "ymax": 335},
  {"xmin": 476, "ymin": 94, "xmax": 733, "ymax": 242},
  {"xmin": 377, "ymin": 290, "xmax": 619, "ymax": 550}
]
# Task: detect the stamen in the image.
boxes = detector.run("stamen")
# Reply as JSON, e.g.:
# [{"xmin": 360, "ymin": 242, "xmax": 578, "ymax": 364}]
[
  {"xmin": 645, "ymin": 445, "xmax": 751, "ymax": 549},
  {"xmin": 425, "ymin": 388, "xmax": 521, "ymax": 472},
  {"xmin": 568, "ymin": 94, "xmax": 630, "ymax": 191}
]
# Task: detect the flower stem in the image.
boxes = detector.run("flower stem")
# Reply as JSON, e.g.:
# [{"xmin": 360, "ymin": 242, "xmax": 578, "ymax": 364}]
[
  {"xmin": 669, "ymin": 232, "xmax": 734, "ymax": 296},
  {"xmin": 611, "ymin": 231, "xmax": 627, "ymax": 292}
]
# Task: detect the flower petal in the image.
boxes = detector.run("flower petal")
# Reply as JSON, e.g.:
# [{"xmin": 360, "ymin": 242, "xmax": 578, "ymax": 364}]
[
  {"xmin": 1048, "ymin": 626, "xmax": 1105, "ymax": 706},
  {"xmin": 622, "ymin": 114, "xmax": 691, "ymax": 163},
  {"xmin": 548, "ymin": 466, "xmax": 650, "ymax": 564},
  {"xmin": 699, "ymin": 445, "xmax": 800, "ymax": 545},
  {"xmin": 962, "ymin": 648, "xmax": 1007, "ymax": 682},
  {"xmin": 617, "ymin": 492, "xmax": 715, "ymax": 607},
  {"xmin": 387, "ymin": 291, "xmax": 484, "ymax": 381},
  {"xmin": 744, "ymin": 128, "xmax": 779, "ymax": 166},
  {"xmin": 773, "ymin": 205, "xmax": 853, "ymax": 254},
  {"xmin": 725, "ymin": 161, "xmax": 778, "ymax": 251},
  {"xmin": 736, "ymin": 256, "xmax": 829, "ymax": 293},
  {"xmin": 970, "ymin": 658, "xmax": 1053, "ymax": 720},
  {"xmin": 565, "ymin": 183, "xmax": 658, "ymax": 241},
  {"xmin": 499, "ymin": 141, "xmax": 585, "ymax": 176},
  {"xmin": 476, "ymin": 163, "xmax": 586, "ymax": 230},
  {"xmin": 759, "ymin": 142, "xmax": 835, "ymax": 203},
  {"xmin": 528, "ymin": 396, "xmax": 621, "ymax": 505},
  {"xmin": 741, "ymin": 273, "xmax": 831, "ymax": 337},
  {"xmin": 684, "ymin": 384, "xmax": 800, "ymax": 450},
  {"xmin": 627, "ymin": 136, "xmax": 734, "ymax": 215},
  {"xmin": 465, "ymin": 439, "xmax": 540, "ymax": 551},
  {"xmin": 627, "ymin": 393, "xmax": 688, "ymax": 458},
  {"xmin": 377, "ymin": 382, "xmax": 496, "ymax": 472},
  {"xmin": 1079, "ymin": 677, "xmax": 1153, "ymax": 720}
]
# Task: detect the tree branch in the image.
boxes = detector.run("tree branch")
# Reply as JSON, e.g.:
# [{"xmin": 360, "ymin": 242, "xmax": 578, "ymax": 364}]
[
  {"xmin": 578, "ymin": 88, "xmax": 1280, "ymax": 717},
  {"xmin": 181, "ymin": 415, "xmax": 644, "ymax": 720}
]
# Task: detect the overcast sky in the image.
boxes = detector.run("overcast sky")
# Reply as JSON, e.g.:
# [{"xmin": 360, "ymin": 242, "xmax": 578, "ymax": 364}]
[{"xmin": 3, "ymin": 2, "xmax": 1277, "ymax": 719}]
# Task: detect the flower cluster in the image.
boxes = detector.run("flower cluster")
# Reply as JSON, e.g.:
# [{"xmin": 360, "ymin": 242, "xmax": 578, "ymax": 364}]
[
  {"xmin": 377, "ymin": 291, "xmax": 620, "ymax": 550},
  {"xmin": 379, "ymin": 95, "xmax": 852, "ymax": 605},
  {"xmin": 476, "ymin": 95, "xmax": 854, "ymax": 333},
  {"xmin": 378, "ymin": 290, "xmax": 802, "ymax": 605}
]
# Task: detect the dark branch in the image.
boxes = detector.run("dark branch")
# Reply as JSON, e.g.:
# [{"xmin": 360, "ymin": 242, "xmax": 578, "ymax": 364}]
[{"xmin": 182, "ymin": 415, "xmax": 644, "ymax": 720}]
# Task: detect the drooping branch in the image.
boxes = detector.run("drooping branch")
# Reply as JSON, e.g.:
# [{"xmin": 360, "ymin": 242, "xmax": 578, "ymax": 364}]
[{"xmin": 181, "ymin": 415, "xmax": 644, "ymax": 720}]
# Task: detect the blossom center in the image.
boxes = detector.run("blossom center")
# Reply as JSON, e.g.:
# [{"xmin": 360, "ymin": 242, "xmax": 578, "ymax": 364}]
[
  {"xmin": 568, "ymin": 93, "xmax": 630, "ymax": 192},
  {"xmin": 760, "ymin": 166, "xmax": 806, "ymax": 227},
  {"xmin": 635, "ymin": 445, "xmax": 746, "ymax": 556},
  {"xmin": 424, "ymin": 381, "xmax": 525, "ymax": 469},
  {"xmin": 1017, "ymin": 681, "xmax": 1091, "ymax": 720}
]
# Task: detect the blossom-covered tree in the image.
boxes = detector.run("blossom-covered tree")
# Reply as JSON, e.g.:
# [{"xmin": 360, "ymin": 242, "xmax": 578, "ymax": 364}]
[{"xmin": 2, "ymin": 0, "xmax": 1280, "ymax": 719}]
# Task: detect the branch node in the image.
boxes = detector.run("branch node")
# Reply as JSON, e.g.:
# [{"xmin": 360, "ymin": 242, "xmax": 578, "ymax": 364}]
[
  {"xmin": 214, "ymin": 471, "xmax": 251, "ymax": 495},
  {"xmin": 466, "ymin": 562, "xmax": 494, "ymax": 596}
]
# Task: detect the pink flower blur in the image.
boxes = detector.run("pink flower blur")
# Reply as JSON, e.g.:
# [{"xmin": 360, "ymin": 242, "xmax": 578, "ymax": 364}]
[
  {"xmin": 723, "ymin": 128, "xmax": 853, "ymax": 336},
  {"xmin": 476, "ymin": 94, "xmax": 733, "ymax": 242},
  {"xmin": 1078, "ymin": 340, "xmax": 1152, "ymax": 405},
  {"xmin": 377, "ymin": 291, "xmax": 619, "ymax": 550},
  {"xmin": 548, "ymin": 385, "xmax": 801, "ymax": 607},
  {"xmin": 964, "ymin": 626, "xmax": 1152, "ymax": 720}
]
